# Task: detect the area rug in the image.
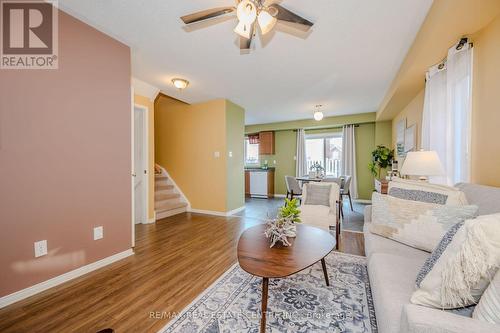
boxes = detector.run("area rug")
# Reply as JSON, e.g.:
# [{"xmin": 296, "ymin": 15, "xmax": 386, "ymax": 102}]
[{"xmin": 159, "ymin": 252, "xmax": 377, "ymax": 333}]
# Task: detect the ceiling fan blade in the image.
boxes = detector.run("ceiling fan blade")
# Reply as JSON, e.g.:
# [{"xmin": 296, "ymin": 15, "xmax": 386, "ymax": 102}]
[
  {"xmin": 240, "ymin": 23, "xmax": 255, "ymax": 50},
  {"xmin": 181, "ymin": 7, "xmax": 235, "ymax": 24},
  {"xmin": 270, "ymin": 4, "xmax": 313, "ymax": 28}
]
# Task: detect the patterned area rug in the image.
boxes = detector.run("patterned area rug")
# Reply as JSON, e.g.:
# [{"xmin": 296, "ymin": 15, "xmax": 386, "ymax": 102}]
[{"xmin": 159, "ymin": 252, "xmax": 377, "ymax": 333}]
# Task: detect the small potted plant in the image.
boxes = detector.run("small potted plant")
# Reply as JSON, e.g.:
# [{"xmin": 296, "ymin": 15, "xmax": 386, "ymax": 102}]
[
  {"xmin": 265, "ymin": 198, "xmax": 301, "ymax": 247},
  {"xmin": 368, "ymin": 145, "xmax": 394, "ymax": 179}
]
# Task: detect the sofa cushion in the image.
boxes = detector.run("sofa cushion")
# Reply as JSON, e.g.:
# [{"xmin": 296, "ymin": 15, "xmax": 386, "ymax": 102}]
[
  {"xmin": 456, "ymin": 183, "xmax": 500, "ymax": 215},
  {"xmin": 368, "ymin": 253, "xmax": 428, "ymax": 333}
]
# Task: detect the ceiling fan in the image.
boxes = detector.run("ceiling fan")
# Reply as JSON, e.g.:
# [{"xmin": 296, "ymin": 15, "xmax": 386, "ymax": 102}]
[{"xmin": 180, "ymin": 0, "xmax": 314, "ymax": 49}]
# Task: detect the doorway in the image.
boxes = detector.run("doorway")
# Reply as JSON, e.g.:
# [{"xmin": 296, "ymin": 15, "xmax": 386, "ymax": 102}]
[{"xmin": 133, "ymin": 105, "xmax": 149, "ymax": 229}]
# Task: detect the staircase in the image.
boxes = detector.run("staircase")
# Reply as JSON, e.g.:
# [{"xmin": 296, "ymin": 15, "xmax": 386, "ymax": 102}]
[{"xmin": 155, "ymin": 173, "xmax": 188, "ymax": 220}]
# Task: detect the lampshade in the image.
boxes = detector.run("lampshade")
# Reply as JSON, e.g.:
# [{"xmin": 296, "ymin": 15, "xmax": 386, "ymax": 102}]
[
  {"xmin": 236, "ymin": 0, "xmax": 257, "ymax": 24},
  {"xmin": 400, "ymin": 150, "xmax": 444, "ymax": 177},
  {"xmin": 234, "ymin": 21, "xmax": 252, "ymax": 39},
  {"xmin": 258, "ymin": 9, "xmax": 277, "ymax": 35}
]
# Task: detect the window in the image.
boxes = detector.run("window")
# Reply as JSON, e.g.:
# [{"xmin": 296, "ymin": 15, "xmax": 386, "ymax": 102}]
[
  {"xmin": 305, "ymin": 134, "xmax": 342, "ymax": 177},
  {"xmin": 245, "ymin": 137, "xmax": 259, "ymax": 164}
]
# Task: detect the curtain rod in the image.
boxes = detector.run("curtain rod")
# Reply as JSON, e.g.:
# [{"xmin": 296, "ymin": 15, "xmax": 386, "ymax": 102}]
[{"xmin": 246, "ymin": 122, "xmax": 373, "ymax": 135}]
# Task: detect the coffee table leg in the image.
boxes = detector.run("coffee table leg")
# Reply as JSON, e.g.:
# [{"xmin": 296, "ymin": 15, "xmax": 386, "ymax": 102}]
[
  {"xmin": 260, "ymin": 277, "xmax": 269, "ymax": 333},
  {"xmin": 321, "ymin": 258, "xmax": 330, "ymax": 286}
]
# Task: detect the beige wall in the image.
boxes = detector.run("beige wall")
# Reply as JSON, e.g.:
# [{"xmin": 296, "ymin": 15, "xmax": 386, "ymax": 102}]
[
  {"xmin": 471, "ymin": 15, "xmax": 500, "ymax": 186},
  {"xmin": 155, "ymin": 96, "xmax": 245, "ymax": 213},
  {"xmin": 0, "ymin": 10, "xmax": 131, "ymax": 297},
  {"xmin": 134, "ymin": 94, "xmax": 155, "ymax": 220},
  {"xmin": 390, "ymin": 14, "xmax": 500, "ymax": 187},
  {"xmin": 225, "ymin": 101, "xmax": 246, "ymax": 211},
  {"xmin": 391, "ymin": 89, "xmax": 424, "ymax": 152}
]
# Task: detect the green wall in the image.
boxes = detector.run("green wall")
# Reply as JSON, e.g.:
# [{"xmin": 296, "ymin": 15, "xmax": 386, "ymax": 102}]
[
  {"xmin": 226, "ymin": 100, "xmax": 245, "ymax": 211},
  {"xmin": 244, "ymin": 113, "xmax": 392, "ymax": 200}
]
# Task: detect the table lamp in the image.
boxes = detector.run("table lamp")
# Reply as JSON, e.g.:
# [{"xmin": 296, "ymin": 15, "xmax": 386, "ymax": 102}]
[{"xmin": 400, "ymin": 150, "xmax": 444, "ymax": 181}]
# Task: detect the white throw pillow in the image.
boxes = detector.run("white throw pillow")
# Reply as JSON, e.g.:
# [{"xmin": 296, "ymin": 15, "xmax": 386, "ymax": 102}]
[
  {"xmin": 473, "ymin": 269, "xmax": 500, "ymax": 324},
  {"xmin": 370, "ymin": 192, "xmax": 477, "ymax": 252},
  {"xmin": 389, "ymin": 178, "xmax": 468, "ymax": 206},
  {"xmin": 411, "ymin": 213, "xmax": 500, "ymax": 309}
]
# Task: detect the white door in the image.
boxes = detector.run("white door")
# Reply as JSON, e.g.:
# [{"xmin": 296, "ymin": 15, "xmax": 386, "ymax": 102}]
[{"xmin": 133, "ymin": 106, "xmax": 147, "ymax": 224}]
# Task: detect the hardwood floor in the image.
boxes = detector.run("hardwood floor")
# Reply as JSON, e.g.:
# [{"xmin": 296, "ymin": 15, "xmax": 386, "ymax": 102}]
[{"xmin": 0, "ymin": 212, "xmax": 364, "ymax": 333}]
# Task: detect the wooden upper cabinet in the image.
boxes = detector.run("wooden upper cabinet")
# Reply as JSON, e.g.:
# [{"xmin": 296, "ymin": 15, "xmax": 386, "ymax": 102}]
[{"xmin": 259, "ymin": 131, "xmax": 275, "ymax": 155}]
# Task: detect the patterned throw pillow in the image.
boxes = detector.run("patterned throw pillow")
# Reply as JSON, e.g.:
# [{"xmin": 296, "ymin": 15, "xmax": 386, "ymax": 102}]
[
  {"xmin": 389, "ymin": 187, "xmax": 448, "ymax": 204},
  {"xmin": 370, "ymin": 192, "xmax": 478, "ymax": 252},
  {"xmin": 304, "ymin": 183, "xmax": 331, "ymax": 206},
  {"xmin": 411, "ymin": 214, "xmax": 500, "ymax": 309},
  {"xmin": 416, "ymin": 221, "xmax": 464, "ymax": 287},
  {"xmin": 473, "ymin": 269, "xmax": 500, "ymax": 324},
  {"xmin": 388, "ymin": 178, "xmax": 468, "ymax": 206}
]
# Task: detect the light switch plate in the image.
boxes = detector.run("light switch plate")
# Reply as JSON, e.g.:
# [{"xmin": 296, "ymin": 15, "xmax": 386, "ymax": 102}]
[
  {"xmin": 228, "ymin": 151, "xmax": 233, "ymax": 157},
  {"xmin": 93, "ymin": 226, "xmax": 103, "ymax": 240},
  {"xmin": 34, "ymin": 240, "xmax": 47, "ymax": 258},
  {"xmin": 214, "ymin": 151, "xmax": 220, "ymax": 158}
]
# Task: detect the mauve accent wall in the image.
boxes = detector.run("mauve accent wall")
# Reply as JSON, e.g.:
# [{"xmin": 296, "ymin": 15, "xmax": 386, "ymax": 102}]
[{"xmin": 0, "ymin": 10, "xmax": 131, "ymax": 297}]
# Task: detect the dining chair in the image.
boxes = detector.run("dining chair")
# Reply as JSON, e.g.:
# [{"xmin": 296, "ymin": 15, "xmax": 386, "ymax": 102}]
[
  {"xmin": 284, "ymin": 176, "xmax": 302, "ymax": 200},
  {"xmin": 340, "ymin": 175, "xmax": 353, "ymax": 211}
]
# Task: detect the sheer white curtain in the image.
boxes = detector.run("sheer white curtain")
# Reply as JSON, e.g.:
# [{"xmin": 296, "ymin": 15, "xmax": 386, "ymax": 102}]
[
  {"xmin": 296, "ymin": 129, "xmax": 307, "ymax": 177},
  {"xmin": 422, "ymin": 39, "xmax": 473, "ymax": 185},
  {"xmin": 341, "ymin": 125, "xmax": 358, "ymax": 198}
]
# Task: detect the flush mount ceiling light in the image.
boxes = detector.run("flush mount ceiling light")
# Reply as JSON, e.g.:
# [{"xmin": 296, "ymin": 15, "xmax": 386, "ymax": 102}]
[
  {"xmin": 313, "ymin": 105, "xmax": 324, "ymax": 121},
  {"xmin": 180, "ymin": 0, "xmax": 313, "ymax": 50},
  {"xmin": 172, "ymin": 78, "xmax": 189, "ymax": 90}
]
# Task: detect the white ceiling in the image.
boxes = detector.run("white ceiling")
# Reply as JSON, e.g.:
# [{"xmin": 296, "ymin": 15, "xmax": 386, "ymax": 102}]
[{"xmin": 59, "ymin": 0, "xmax": 433, "ymax": 125}]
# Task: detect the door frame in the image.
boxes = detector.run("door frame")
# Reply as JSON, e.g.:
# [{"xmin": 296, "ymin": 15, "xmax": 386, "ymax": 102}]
[{"xmin": 131, "ymin": 102, "xmax": 150, "ymax": 247}]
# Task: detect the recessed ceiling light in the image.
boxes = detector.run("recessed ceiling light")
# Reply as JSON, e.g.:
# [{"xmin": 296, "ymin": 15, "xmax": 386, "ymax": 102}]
[
  {"xmin": 313, "ymin": 104, "xmax": 324, "ymax": 121},
  {"xmin": 172, "ymin": 78, "xmax": 189, "ymax": 90}
]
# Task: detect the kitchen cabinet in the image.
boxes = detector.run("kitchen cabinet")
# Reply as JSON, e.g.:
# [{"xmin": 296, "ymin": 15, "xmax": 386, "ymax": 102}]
[
  {"xmin": 245, "ymin": 169, "xmax": 275, "ymax": 198},
  {"xmin": 258, "ymin": 131, "xmax": 275, "ymax": 155}
]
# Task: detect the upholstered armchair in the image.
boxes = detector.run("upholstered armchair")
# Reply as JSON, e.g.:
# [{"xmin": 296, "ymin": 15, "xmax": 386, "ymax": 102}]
[{"xmin": 300, "ymin": 182, "xmax": 341, "ymax": 248}]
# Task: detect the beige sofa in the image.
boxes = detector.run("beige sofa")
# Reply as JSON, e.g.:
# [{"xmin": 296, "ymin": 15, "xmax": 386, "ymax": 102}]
[{"xmin": 363, "ymin": 183, "xmax": 500, "ymax": 333}]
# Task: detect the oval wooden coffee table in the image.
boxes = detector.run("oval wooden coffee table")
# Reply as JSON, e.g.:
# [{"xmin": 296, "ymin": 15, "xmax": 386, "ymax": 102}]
[{"xmin": 237, "ymin": 224, "xmax": 336, "ymax": 332}]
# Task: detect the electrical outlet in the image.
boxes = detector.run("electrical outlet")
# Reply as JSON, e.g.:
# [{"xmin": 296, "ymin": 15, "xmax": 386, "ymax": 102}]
[
  {"xmin": 93, "ymin": 226, "xmax": 103, "ymax": 240},
  {"xmin": 34, "ymin": 240, "xmax": 47, "ymax": 258}
]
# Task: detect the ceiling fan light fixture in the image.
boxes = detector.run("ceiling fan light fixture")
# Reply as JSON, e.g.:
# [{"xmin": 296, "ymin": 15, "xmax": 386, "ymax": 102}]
[
  {"xmin": 234, "ymin": 21, "xmax": 252, "ymax": 39},
  {"xmin": 236, "ymin": 0, "xmax": 257, "ymax": 24},
  {"xmin": 257, "ymin": 9, "xmax": 277, "ymax": 35},
  {"xmin": 172, "ymin": 78, "xmax": 189, "ymax": 90}
]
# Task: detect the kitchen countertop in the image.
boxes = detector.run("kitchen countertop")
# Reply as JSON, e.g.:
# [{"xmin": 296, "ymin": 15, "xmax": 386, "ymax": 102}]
[{"xmin": 244, "ymin": 167, "xmax": 275, "ymax": 172}]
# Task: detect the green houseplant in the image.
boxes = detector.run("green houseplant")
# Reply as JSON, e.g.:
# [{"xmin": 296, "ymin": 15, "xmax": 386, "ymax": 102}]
[{"xmin": 368, "ymin": 145, "xmax": 394, "ymax": 179}]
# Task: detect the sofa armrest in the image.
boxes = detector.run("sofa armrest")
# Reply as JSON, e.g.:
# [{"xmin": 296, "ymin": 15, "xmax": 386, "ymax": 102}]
[
  {"xmin": 401, "ymin": 304, "xmax": 500, "ymax": 333},
  {"xmin": 364, "ymin": 205, "xmax": 372, "ymax": 224}
]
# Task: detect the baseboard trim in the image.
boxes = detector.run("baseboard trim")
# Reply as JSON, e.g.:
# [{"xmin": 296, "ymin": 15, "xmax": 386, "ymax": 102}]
[
  {"xmin": 0, "ymin": 248, "xmax": 134, "ymax": 309},
  {"xmin": 354, "ymin": 199, "xmax": 372, "ymax": 204},
  {"xmin": 226, "ymin": 206, "xmax": 245, "ymax": 216},
  {"xmin": 189, "ymin": 206, "xmax": 245, "ymax": 217},
  {"xmin": 273, "ymin": 194, "xmax": 286, "ymax": 198}
]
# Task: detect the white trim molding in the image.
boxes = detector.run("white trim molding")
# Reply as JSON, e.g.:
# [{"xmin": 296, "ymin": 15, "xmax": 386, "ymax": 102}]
[
  {"xmin": 353, "ymin": 199, "xmax": 372, "ymax": 204},
  {"xmin": 0, "ymin": 249, "xmax": 134, "ymax": 309},
  {"xmin": 189, "ymin": 205, "xmax": 245, "ymax": 217},
  {"xmin": 132, "ymin": 77, "xmax": 160, "ymax": 101}
]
